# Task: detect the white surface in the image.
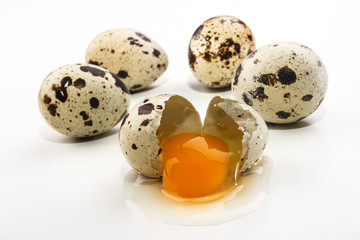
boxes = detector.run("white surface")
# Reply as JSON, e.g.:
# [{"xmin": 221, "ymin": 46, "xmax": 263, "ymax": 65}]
[{"xmin": 1, "ymin": 0, "xmax": 359, "ymax": 239}]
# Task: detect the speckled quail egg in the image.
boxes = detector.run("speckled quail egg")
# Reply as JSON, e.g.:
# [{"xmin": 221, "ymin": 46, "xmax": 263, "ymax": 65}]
[
  {"xmin": 39, "ymin": 63, "xmax": 130, "ymax": 137},
  {"xmin": 188, "ymin": 15, "xmax": 256, "ymax": 88},
  {"xmin": 85, "ymin": 28, "xmax": 168, "ymax": 92},
  {"xmin": 232, "ymin": 42, "xmax": 328, "ymax": 124},
  {"xmin": 119, "ymin": 94, "xmax": 268, "ymax": 200}
]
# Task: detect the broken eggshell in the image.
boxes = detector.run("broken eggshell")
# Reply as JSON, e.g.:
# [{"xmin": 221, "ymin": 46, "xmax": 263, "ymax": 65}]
[{"xmin": 118, "ymin": 95, "xmax": 268, "ymax": 178}]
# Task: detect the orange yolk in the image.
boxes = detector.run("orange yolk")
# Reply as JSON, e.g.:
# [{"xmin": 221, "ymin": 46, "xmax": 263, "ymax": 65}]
[{"xmin": 160, "ymin": 133, "xmax": 230, "ymax": 198}]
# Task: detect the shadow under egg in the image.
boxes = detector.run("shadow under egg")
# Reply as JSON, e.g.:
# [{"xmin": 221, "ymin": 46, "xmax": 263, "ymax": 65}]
[
  {"xmin": 39, "ymin": 125, "xmax": 119, "ymax": 144},
  {"xmin": 122, "ymin": 156, "xmax": 273, "ymax": 226}
]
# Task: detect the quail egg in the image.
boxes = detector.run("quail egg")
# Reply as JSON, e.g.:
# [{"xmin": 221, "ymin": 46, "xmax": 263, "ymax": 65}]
[
  {"xmin": 188, "ymin": 15, "xmax": 256, "ymax": 88},
  {"xmin": 39, "ymin": 63, "xmax": 130, "ymax": 137},
  {"xmin": 119, "ymin": 95, "xmax": 268, "ymax": 200},
  {"xmin": 86, "ymin": 28, "xmax": 168, "ymax": 92},
  {"xmin": 232, "ymin": 41, "xmax": 328, "ymax": 124}
]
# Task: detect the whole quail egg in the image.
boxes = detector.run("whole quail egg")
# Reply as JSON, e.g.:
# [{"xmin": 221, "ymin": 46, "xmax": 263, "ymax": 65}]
[
  {"xmin": 188, "ymin": 15, "xmax": 256, "ymax": 88},
  {"xmin": 232, "ymin": 42, "xmax": 328, "ymax": 124},
  {"xmin": 85, "ymin": 28, "xmax": 168, "ymax": 92},
  {"xmin": 119, "ymin": 94, "xmax": 268, "ymax": 200},
  {"xmin": 39, "ymin": 63, "xmax": 130, "ymax": 137}
]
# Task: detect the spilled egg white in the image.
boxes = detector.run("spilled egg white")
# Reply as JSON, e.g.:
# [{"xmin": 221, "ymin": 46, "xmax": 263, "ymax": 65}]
[
  {"xmin": 118, "ymin": 95, "xmax": 271, "ymax": 225},
  {"xmin": 121, "ymin": 156, "xmax": 272, "ymax": 226}
]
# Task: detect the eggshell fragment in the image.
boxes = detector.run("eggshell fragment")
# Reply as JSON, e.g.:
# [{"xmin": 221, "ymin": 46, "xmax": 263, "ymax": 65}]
[
  {"xmin": 188, "ymin": 15, "xmax": 255, "ymax": 88},
  {"xmin": 119, "ymin": 95, "xmax": 268, "ymax": 178},
  {"xmin": 119, "ymin": 95, "xmax": 202, "ymax": 178},
  {"xmin": 204, "ymin": 96, "xmax": 268, "ymax": 172},
  {"xmin": 86, "ymin": 29, "xmax": 168, "ymax": 92},
  {"xmin": 38, "ymin": 63, "xmax": 130, "ymax": 137},
  {"xmin": 232, "ymin": 42, "xmax": 328, "ymax": 124}
]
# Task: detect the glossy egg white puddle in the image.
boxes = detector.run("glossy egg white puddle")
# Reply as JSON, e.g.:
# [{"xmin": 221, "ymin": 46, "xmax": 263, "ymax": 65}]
[{"xmin": 122, "ymin": 156, "xmax": 272, "ymax": 226}]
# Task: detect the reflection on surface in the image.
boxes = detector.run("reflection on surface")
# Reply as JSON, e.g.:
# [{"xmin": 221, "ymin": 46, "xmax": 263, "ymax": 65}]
[{"xmin": 122, "ymin": 156, "xmax": 273, "ymax": 226}]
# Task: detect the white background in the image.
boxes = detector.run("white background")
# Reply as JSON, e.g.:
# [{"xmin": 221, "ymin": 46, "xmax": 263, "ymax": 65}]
[{"xmin": 1, "ymin": 0, "xmax": 360, "ymax": 239}]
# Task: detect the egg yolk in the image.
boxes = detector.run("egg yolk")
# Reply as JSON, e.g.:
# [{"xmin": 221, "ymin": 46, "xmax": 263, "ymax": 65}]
[{"xmin": 160, "ymin": 133, "xmax": 230, "ymax": 198}]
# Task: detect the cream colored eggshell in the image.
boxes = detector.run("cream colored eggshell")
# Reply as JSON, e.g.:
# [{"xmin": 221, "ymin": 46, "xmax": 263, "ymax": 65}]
[
  {"xmin": 204, "ymin": 96, "xmax": 268, "ymax": 172},
  {"xmin": 38, "ymin": 63, "xmax": 130, "ymax": 137},
  {"xmin": 188, "ymin": 15, "xmax": 255, "ymax": 88},
  {"xmin": 216, "ymin": 97, "xmax": 268, "ymax": 171},
  {"xmin": 86, "ymin": 28, "xmax": 168, "ymax": 92},
  {"xmin": 232, "ymin": 41, "xmax": 328, "ymax": 124},
  {"xmin": 120, "ymin": 95, "xmax": 268, "ymax": 179},
  {"xmin": 119, "ymin": 95, "xmax": 202, "ymax": 178}
]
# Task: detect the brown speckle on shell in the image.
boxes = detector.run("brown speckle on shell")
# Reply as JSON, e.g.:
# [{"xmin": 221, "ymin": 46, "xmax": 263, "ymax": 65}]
[
  {"xmin": 193, "ymin": 25, "xmax": 204, "ymax": 40},
  {"xmin": 302, "ymin": 94, "xmax": 313, "ymax": 101},
  {"xmin": 88, "ymin": 60, "xmax": 100, "ymax": 66},
  {"xmin": 121, "ymin": 113, "xmax": 130, "ymax": 128},
  {"xmin": 277, "ymin": 66, "xmax": 296, "ymax": 85},
  {"xmin": 74, "ymin": 78, "xmax": 86, "ymax": 89},
  {"xmin": 84, "ymin": 120, "xmax": 93, "ymax": 126},
  {"xmin": 284, "ymin": 93, "xmax": 290, "ymax": 98},
  {"xmin": 138, "ymin": 103, "xmax": 154, "ymax": 115},
  {"xmin": 242, "ymin": 92, "xmax": 252, "ymax": 106},
  {"xmin": 276, "ymin": 111, "xmax": 291, "ymax": 119},
  {"xmin": 257, "ymin": 73, "xmax": 277, "ymax": 86},
  {"xmin": 249, "ymin": 87, "xmax": 268, "ymax": 101},
  {"xmin": 218, "ymin": 38, "xmax": 240, "ymax": 61},
  {"xmin": 152, "ymin": 49, "xmax": 161, "ymax": 57},
  {"xmin": 140, "ymin": 119, "xmax": 150, "ymax": 126},
  {"xmin": 188, "ymin": 49, "xmax": 197, "ymax": 71},
  {"xmin": 233, "ymin": 64, "xmax": 242, "ymax": 86},
  {"xmin": 52, "ymin": 76, "xmax": 72, "ymax": 103},
  {"xmin": 90, "ymin": 97, "xmax": 99, "ymax": 108},
  {"xmin": 47, "ymin": 104, "xmax": 57, "ymax": 117},
  {"xmin": 43, "ymin": 95, "xmax": 52, "ymax": 104},
  {"xmin": 110, "ymin": 73, "xmax": 129, "ymax": 93},
  {"xmin": 127, "ymin": 37, "xmax": 143, "ymax": 47},
  {"xmin": 79, "ymin": 65, "xmax": 106, "ymax": 78},
  {"xmin": 117, "ymin": 70, "xmax": 128, "ymax": 79},
  {"xmin": 79, "ymin": 111, "xmax": 89, "ymax": 120}
]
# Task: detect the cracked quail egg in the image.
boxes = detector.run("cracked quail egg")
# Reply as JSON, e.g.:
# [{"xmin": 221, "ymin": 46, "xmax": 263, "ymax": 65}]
[
  {"xmin": 86, "ymin": 28, "xmax": 168, "ymax": 92},
  {"xmin": 119, "ymin": 94, "xmax": 268, "ymax": 197},
  {"xmin": 232, "ymin": 41, "xmax": 328, "ymax": 124},
  {"xmin": 119, "ymin": 95, "xmax": 271, "ymax": 224},
  {"xmin": 188, "ymin": 15, "xmax": 256, "ymax": 88},
  {"xmin": 38, "ymin": 63, "xmax": 130, "ymax": 137}
]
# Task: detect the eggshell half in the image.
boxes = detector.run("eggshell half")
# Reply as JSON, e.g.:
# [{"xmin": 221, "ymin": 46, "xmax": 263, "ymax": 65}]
[
  {"xmin": 204, "ymin": 96, "xmax": 268, "ymax": 172},
  {"xmin": 119, "ymin": 95, "xmax": 202, "ymax": 178}
]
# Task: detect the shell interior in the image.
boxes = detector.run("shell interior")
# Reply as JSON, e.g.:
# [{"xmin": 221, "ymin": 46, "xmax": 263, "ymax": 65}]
[
  {"xmin": 156, "ymin": 95, "xmax": 266, "ymax": 198},
  {"xmin": 156, "ymin": 95, "xmax": 202, "ymax": 143}
]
